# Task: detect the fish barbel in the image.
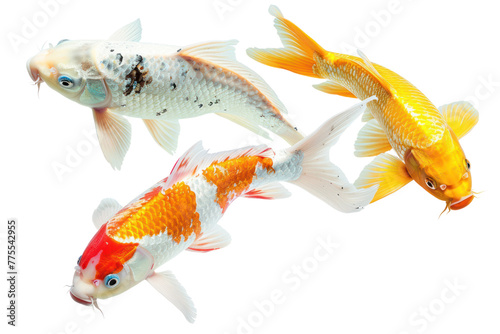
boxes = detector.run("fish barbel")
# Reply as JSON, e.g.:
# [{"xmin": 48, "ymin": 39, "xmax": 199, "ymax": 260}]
[
  {"xmin": 69, "ymin": 98, "xmax": 378, "ymax": 321},
  {"xmin": 247, "ymin": 6, "xmax": 479, "ymax": 211}
]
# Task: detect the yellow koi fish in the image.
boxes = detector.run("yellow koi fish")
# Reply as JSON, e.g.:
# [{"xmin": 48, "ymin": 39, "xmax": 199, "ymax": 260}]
[{"xmin": 247, "ymin": 6, "xmax": 479, "ymax": 211}]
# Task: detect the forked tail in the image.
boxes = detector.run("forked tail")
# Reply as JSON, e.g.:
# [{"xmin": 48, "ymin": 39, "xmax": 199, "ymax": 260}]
[
  {"xmin": 287, "ymin": 97, "xmax": 379, "ymax": 213},
  {"xmin": 246, "ymin": 5, "xmax": 326, "ymax": 78}
]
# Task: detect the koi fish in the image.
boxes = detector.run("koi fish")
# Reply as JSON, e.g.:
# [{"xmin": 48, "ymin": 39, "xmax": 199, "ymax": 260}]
[
  {"xmin": 69, "ymin": 98, "xmax": 378, "ymax": 321},
  {"xmin": 27, "ymin": 19, "xmax": 303, "ymax": 169},
  {"xmin": 247, "ymin": 6, "xmax": 479, "ymax": 211}
]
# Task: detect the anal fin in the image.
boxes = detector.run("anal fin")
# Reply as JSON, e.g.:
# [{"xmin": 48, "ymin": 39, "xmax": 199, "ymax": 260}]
[
  {"xmin": 354, "ymin": 153, "xmax": 412, "ymax": 203},
  {"xmin": 355, "ymin": 119, "xmax": 392, "ymax": 157}
]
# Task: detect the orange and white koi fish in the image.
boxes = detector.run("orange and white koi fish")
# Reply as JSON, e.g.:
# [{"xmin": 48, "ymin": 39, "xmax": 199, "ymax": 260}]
[
  {"xmin": 69, "ymin": 98, "xmax": 377, "ymax": 322},
  {"xmin": 27, "ymin": 19, "xmax": 303, "ymax": 169},
  {"xmin": 247, "ymin": 6, "xmax": 479, "ymax": 211}
]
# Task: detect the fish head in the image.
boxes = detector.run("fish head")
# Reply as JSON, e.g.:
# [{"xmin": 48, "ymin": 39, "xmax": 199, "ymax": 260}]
[
  {"xmin": 27, "ymin": 39, "xmax": 110, "ymax": 108},
  {"xmin": 404, "ymin": 130, "xmax": 473, "ymax": 211},
  {"xmin": 70, "ymin": 225, "xmax": 154, "ymax": 306}
]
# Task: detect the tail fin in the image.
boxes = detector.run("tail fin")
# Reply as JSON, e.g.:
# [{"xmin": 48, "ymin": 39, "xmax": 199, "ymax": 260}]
[
  {"xmin": 246, "ymin": 5, "xmax": 326, "ymax": 78},
  {"xmin": 287, "ymin": 97, "xmax": 379, "ymax": 213}
]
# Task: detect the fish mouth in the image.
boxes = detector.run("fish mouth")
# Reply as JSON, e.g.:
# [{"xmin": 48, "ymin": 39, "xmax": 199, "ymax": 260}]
[
  {"xmin": 449, "ymin": 194, "xmax": 474, "ymax": 210},
  {"xmin": 70, "ymin": 291, "xmax": 92, "ymax": 306}
]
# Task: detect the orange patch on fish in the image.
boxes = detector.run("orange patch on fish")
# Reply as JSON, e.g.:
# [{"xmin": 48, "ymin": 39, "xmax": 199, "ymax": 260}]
[
  {"xmin": 108, "ymin": 182, "xmax": 201, "ymax": 244},
  {"xmin": 203, "ymin": 156, "xmax": 274, "ymax": 212}
]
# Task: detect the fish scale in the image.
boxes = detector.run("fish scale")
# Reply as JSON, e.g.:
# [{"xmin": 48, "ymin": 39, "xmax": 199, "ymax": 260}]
[
  {"xmin": 106, "ymin": 151, "xmax": 301, "ymax": 267},
  {"xmin": 28, "ymin": 19, "xmax": 303, "ymax": 169},
  {"xmin": 69, "ymin": 97, "xmax": 378, "ymax": 320},
  {"xmin": 246, "ymin": 5, "xmax": 477, "ymax": 208}
]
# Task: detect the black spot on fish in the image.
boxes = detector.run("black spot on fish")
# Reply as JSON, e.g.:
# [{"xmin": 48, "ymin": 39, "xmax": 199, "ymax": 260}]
[
  {"xmin": 121, "ymin": 104, "xmax": 126, "ymax": 107},
  {"xmin": 156, "ymin": 108, "xmax": 168, "ymax": 117},
  {"xmin": 185, "ymin": 97, "xmax": 189, "ymax": 101},
  {"xmin": 214, "ymin": 99, "xmax": 220, "ymax": 104},
  {"xmin": 181, "ymin": 70, "xmax": 187, "ymax": 77},
  {"xmin": 194, "ymin": 96, "xmax": 198, "ymax": 103},
  {"xmin": 208, "ymin": 102, "xmax": 213, "ymax": 106},
  {"xmin": 116, "ymin": 53, "xmax": 123, "ymax": 65},
  {"xmin": 198, "ymin": 104, "xmax": 203, "ymax": 108},
  {"xmin": 123, "ymin": 58, "xmax": 151, "ymax": 96},
  {"xmin": 194, "ymin": 67, "xmax": 200, "ymax": 71},
  {"xmin": 294, "ymin": 127, "xmax": 298, "ymax": 131},
  {"xmin": 177, "ymin": 48, "xmax": 182, "ymax": 52},
  {"xmin": 170, "ymin": 83, "xmax": 177, "ymax": 90},
  {"xmin": 110, "ymin": 49, "xmax": 114, "ymax": 52}
]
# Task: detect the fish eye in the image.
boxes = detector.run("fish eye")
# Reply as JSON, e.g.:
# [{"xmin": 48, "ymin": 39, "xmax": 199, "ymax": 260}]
[
  {"xmin": 58, "ymin": 75, "xmax": 74, "ymax": 88},
  {"xmin": 465, "ymin": 159, "xmax": 471, "ymax": 170},
  {"xmin": 104, "ymin": 274, "xmax": 120, "ymax": 289},
  {"xmin": 425, "ymin": 177, "xmax": 436, "ymax": 190},
  {"xmin": 77, "ymin": 255, "xmax": 82, "ymax": 265},
  {"xmin": 57, "ymin": 39, "xmax": 69, "ymax": 46}
]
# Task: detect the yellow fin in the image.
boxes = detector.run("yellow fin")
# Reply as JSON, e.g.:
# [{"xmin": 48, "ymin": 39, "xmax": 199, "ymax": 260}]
[
  {"xmin": 356, "ymin": 50, "xmax": 396, "ymax": 96},
  {"xmin": 246, "ymin": 5, "xmax": 326, "ymax": 78},
  {"xmin": 354, "ymin": 119, "xmax": 392, "ymax": 157},
  {"xmin": 313, "ymin": 80, "xmax": 356, "ymax": 98},
  {"xmin": 438, "ymin": 101, "xmax": 479, "ymax": 139},
  {"xmin": 354, "ymin": 153, "xmax": 412, "ymax": 203}
]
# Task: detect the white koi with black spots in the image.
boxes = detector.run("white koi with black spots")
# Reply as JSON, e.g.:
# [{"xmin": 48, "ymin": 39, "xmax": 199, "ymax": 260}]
[{"xmin": 27, "ymin": 19, "xmax": 303, "ymax": 169}]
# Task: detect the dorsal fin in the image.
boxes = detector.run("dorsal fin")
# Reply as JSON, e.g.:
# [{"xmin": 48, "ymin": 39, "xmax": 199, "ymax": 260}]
[
  {"xmin": 356, "ymin": 50, "xmax": 396, "ymax": 96},
  {"xmin": 108, "ymin": 19, "xmax": 142, "ymax": 42},
  {"xmin": 163, "ymin": 142, "xmax": 275, "ymax": 190},
  {"xmin": 179, "ymin": 40, "xmax": 288, "ymax": 115}
]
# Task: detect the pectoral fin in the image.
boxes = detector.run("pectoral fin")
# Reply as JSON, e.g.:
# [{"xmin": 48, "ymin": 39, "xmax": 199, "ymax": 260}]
[
  {"xmin": 354, "ymin": 153, "xmax": 412, "ymax": 203},
  {"xmin": 92, "ymin": 198, "xmax": 122, "ymax": 229},
  {"xmin": 187, "ymin": 225, "xmax": 231, "ymax": 252},
  {"xmin": 147, "ymin": 271, "xmax": 196, "ymax": 323},
  {"xmin": 354, "ymin": 119, "xmax": 392, "ymax": 157},
  {"xmin": 143, "ymin": 119, "xmax": 180, "ymax": 154},
  {"xmin": 438, "ymin": 101, "xmax": 479, "ymax": 139},
  {"xmin": 92, "ymin": 108, "xmax": 132, "ymax": 170},
  {"xmin": 312, "ymin": 80, "xmax": 356, "ymax": 98}
]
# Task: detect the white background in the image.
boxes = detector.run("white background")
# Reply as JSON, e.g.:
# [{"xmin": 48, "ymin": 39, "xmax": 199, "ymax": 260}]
[{"xmin": 1, "ymin": 0, "xmax": 499, "ymax": 333}]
